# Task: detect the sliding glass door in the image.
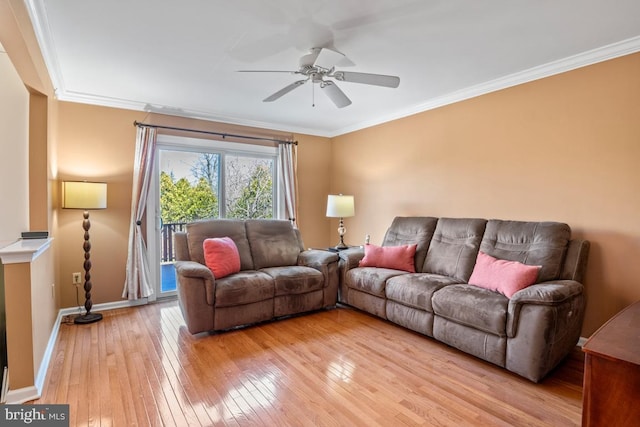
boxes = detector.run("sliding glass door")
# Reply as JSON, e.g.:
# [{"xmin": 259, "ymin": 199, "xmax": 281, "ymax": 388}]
[{"xmin": 147, "ymin": 135, "xmax": 279, "ymax": 298}]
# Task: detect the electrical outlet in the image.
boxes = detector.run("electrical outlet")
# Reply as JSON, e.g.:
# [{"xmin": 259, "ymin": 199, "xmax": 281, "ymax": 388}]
[{"xmin": 72, "ymin": 272, "xmax": 82, "ymax": 285}]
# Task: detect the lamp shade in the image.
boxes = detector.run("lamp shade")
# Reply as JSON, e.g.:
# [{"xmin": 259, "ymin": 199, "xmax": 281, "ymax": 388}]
[
  {"xmin": 62, "ymin": 181, "xmax": 107, "ymax": 209},
  {"xmin": 326, "ymin": 194, "xmax": 355, "ymax": 218}
]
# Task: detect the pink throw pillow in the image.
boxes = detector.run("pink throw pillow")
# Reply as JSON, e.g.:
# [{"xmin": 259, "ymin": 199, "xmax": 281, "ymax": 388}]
[
  {"xmin": 468, "ymin": 251, "xmax": 541, "ymax": 298},
  {"xmin": 358, "ymin": 243, "xmax": 417, "ymax": 272},
  {"xmin": 203, "ymin": 237, "xmax": 241, "ymax": 279}
]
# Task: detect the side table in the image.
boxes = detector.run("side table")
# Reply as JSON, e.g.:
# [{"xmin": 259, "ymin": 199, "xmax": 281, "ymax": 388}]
[
  {"xmin": 581, "ymin": 301, "xmax": 640, "ymax": 426},
  {"xmin": 310, "ymin": 246, "xmax": 362, "ymax": 253}
]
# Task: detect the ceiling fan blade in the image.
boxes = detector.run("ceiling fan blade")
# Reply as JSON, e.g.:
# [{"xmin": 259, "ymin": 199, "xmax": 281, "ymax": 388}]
[
  {"xmin": 333, "ymin": 71, "xmax": 400, "ymax": 88},
  {"xmin": 238, "ymin": 70, "xmax": 297, "ymax": 73},
  {"xmin": 321, "ymin": 81, "xmax": 352, "ymax": 108},
  {"xmin": 263, "ymin": 80, "xmax": 307, "ymax": 102},
  {"xmin": 313, "ymin": 47, "xmax": 346, "ymax": 70}
]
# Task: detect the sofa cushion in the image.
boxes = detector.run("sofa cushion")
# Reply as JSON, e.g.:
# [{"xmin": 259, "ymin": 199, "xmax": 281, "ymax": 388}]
[
  {"xmin": 260, "ymin": 266, "xmax": 324, "ymax": 296},
  {"xmin": 203, "ymin": 237, "xmax": 241, "ymax": 279},
  {"xmin": 186, "ymin": 219, "xmax": 254, "ymax": 271},
  {"xmin": 346, "ymin": 267, "xmax": 406, "ymax": 297},
  {"xmin": 469, "ymin": 251, "xmax": 541, "ymax": 298},
  {"xmin": 480, "ymin": 220, "xmax": 570, "ymax": 282},
  {"xmin": 359, "ymin": 243, "xmax": 417, "ymax": 272},
  {"xmin": 214, "ymin": 271, "xmax": 274, "ymax": 308},
  {"xmin": 246, "ymin": 220, "xmax": 301, "ymax": 269},
  {"xmin": 422, "ymin": 218, "xmax": 487, "ymax": 281},
  {"xmin": 386, "ymin": 273, "xmax": 462, "ymax": 312},
  {"xmin": 432, "ymin": 284, "xmax": 509, "ymax": 336},
  {"xmin": 382, "ymin": 217, "xmax": 438, "ymax": 273}
]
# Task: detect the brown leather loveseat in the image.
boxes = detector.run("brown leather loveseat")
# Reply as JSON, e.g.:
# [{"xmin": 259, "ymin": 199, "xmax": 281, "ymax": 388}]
[{"xmin": 174, "ymin": 219, "xmax": 339, "ymax": 334}]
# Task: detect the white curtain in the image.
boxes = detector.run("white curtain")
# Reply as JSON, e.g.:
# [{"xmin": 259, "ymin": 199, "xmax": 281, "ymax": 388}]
[
  {"xmin": 122, "ymin": 125, "xmax": 157, "ymax": 300},
  {"xmin": 278, "ymin": 142, "xmax": 298, "ymax": 227}
]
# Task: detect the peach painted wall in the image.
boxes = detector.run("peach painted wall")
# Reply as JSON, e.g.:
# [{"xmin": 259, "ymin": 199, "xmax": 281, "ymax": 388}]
[
  {"xmin": 55, "ymin": 103, "xmax": 333, "ymax": 308},
  {"xmin": 295, "ymin": 133, "xmax": 334, "ymax": 248},
  {"xmin": 28, "ymin": 92, "xmax": 50, "ymax": 232},
  {"xmin": 56, "ymin": 102, "xmax": 144, "ymax": 308},
  {"xmin": 331, "ymin": 52, "xmax": 640, "ymax": 336},
  {"xmin": 3, "ymin": 262, "xmax": 33, "ymax": 389}
]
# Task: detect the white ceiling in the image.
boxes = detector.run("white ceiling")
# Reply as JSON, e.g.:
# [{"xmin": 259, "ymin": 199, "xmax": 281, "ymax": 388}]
[{"xmin": 27, "ymin": 0, "xmax": 640, "ymax": 137}]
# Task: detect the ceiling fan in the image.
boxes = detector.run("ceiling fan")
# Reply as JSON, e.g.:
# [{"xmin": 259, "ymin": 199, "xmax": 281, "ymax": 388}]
[{"xmin": 238, "ymin": 47, "xmax": 400, "ymax": 108}]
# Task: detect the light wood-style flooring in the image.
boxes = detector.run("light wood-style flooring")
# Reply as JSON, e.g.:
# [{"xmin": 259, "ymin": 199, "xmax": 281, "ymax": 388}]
[{"xmin": 33, "ymin": 300, "xmax": 584, "ymax": 426}]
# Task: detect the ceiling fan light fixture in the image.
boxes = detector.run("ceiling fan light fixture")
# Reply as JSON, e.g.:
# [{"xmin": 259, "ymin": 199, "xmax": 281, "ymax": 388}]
[{"xmin": 246, "ymin": 47, "xmax": 399, "ymax": 108}]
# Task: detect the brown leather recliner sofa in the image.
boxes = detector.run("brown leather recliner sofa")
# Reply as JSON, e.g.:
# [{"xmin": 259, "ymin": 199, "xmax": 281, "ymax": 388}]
[
  {"xmin": 338, "ymin": 217, "xmax": 590, "ymax": 382},
  {"xmin": 173, "ymin": 219, "xmax": 339, "ymax": 334}
]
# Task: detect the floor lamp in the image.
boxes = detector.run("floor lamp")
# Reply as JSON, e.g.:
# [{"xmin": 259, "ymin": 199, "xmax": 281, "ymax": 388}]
[
  {"xmin": 62, "ymin": 181, "xmax": 107, "ymax": 324},
  {"xmin": 326, "ymin": 194, "xmax": 355, "ymax": 250}
]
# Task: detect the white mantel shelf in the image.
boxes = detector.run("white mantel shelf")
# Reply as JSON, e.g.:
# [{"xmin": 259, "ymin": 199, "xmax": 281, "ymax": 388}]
[{"xmin": 0, "ymin": 238, "xmax": 53, "ymax": 264}]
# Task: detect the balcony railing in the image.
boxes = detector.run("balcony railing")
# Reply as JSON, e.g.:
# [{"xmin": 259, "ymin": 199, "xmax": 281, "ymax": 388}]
[{"xmin": 161, "ymin": 222, "xmax": 186, "ymax": 262}]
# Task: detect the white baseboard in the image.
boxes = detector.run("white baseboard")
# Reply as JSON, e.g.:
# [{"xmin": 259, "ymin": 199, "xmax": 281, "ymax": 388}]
[
  {"xmin": 32, "ymin": 310, "xmax": 65, "ymax": 398},
  {"xmin": 7, "ymin": 298, "xmax": 148, "ymax": 403},
  {"xmin": 5, "ymin": 386, "xmax": 39, "ymax": 404},
  {"xmin": 58, "ymin": 297, "xmax": 148, "ymax": 317}
]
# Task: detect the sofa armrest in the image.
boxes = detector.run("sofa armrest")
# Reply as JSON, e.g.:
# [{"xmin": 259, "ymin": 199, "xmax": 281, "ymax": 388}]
[
  {"xmin": 174, "ymin": 260, "xmax": 216, "ymax": 334},
  {"xmin": 174, "ymin": 260, "xmax": 214, "ymax": 280},
  {"xmin": 297, "ymin": 249, "xmax": 339, "ymax": 269},
  {"xmin": 174, "ymin": 260, "xmax": 215, "ymax": 305},
  {"xmin": 338, "ymin": 247, "xmax": 365, "ymax": 270},
  {"xmin": 506, "ymin": 280, "xmax": 584, "ymax": 338},
  {"xmin": 505, "ymin": 280, "xmax": 586, "ymax": 381},
  {"xmin": 509, "ymin": 280, "xmax": 584, "ymax": 305},
  {"xmin": 337, "ymin": 248, "xmax": 365, "ymax": 302},
  {"xmin": 298, "ymin": 249, "xmax": 340, "ymax": 306}
]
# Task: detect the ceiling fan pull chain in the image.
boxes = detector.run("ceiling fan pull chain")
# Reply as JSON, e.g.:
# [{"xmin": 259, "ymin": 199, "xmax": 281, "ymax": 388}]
[{"xmin": 312, "ymin": 81, "xmax": 315, "ymax": 107}]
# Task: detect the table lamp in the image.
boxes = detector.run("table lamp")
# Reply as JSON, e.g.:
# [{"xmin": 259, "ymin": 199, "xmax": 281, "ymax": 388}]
[{"xmin": 326, "ymin": 194, "xmax": 355, "ymax": 250}]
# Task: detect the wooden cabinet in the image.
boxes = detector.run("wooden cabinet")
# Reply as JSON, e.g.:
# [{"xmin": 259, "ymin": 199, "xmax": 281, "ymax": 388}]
[{"xmin": 582, "ymin": 301, "xmax": 640, "ymax": 427}]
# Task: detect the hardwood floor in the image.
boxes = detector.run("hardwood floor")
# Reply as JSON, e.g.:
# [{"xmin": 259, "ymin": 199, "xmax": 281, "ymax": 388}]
[{"xmin": 33, "ymin": 300, "xmax": 584, "ymax": 426}]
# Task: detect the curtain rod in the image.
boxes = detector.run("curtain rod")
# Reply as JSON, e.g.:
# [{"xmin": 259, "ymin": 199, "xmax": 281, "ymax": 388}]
[{"xmin": 133, "ymin": 121, "xmax": 297, "ymax": 145}]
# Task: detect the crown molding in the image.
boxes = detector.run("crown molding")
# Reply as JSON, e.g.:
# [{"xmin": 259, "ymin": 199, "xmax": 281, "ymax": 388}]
[
  {"xmin": 327, "ymin": 35, "xmax": 640, "ymax": 137},
  {"xmin": 55, "ymin": 89, "xmax": 330, "ymax": 137},
  {"xmin": 24, "ymin": 0, "xmax": 64, "ymax": 95}
]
